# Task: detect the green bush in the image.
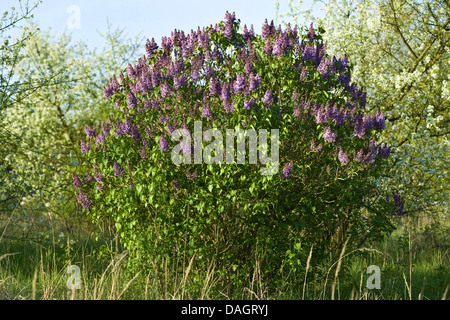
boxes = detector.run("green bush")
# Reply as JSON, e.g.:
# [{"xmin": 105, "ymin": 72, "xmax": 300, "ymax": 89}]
[{"xmin": 74, "ymin": 12, "xmax": 400, "ymax": 289}]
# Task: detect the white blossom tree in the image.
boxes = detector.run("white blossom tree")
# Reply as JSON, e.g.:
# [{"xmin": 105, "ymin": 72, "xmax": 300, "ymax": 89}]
[
  {"xmin": 1, "ymin": 22, "xmax": 144, "ymax": 236},
  {"xmin": 277, "ymin": 0, "xmax": 449, "ymax": 216}
]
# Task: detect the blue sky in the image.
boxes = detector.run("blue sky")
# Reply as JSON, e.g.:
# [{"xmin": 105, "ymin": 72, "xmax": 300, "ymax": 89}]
[{"xmin": 2, "ymin": 0, "xmax": 321, "ymax": 50}]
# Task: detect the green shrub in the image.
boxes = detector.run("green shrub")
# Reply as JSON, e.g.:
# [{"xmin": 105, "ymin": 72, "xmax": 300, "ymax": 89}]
[{"xmin": 74, "ymin": 12, "xmax": 400, "ymax": 289}]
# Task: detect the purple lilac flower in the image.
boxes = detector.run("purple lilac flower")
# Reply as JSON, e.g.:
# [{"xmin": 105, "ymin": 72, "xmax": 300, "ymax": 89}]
[
  {"xmin": 293, "ymin": 106, "xmax": 301, "ymax": 119},
  {"xmin": 151, "ymin": 97, "xmax": 159, "ymax": 110},
  {"xmin": 223, "ymin": 100, "xmax": 235, "ymax": 113},
  {"xmin": 244, "ymin": 98, "xmax": 254, "ymax": 110},
  {"xmin": 282, "ymin": 161, "xmax": 293, "ymax": 179},
  {"xmin": 85, "ymin": 126, "xmax": 97, "ymax": 139},
  {"xmin": 72, "ymin": 173, "xmax": 82, "ymax": 189},
  {"xmin": 303, "ymin": 44, "xmax": 315, "ymax": 61},
  {"xmin": 332, "ymin": 106, "xmax": 344, "ymax": 126},
  {"xmin": 220, "ymin": 83, "xmax": 231, "ymax": 102},
  {"xmin": 340, "ymin": 55, "xmax": 349, "ymax": 70},
  {"xmin": 317, "ymin": 59, "xmax": 329, "ymax": 77},
  {"xmin": 131, "ymin": 126, "xmax": 140, "ymax": 142},
  {"xmin": 145, "ymin": 38, "xmax": 159, "ymax": 56},
  {"xmin": 356, "ymin": 149, "xmax": 365, "ymax": 163},
  {"xmin": 261, "ymin": 19, "xmax": 273, "ymax": 40},
  {"xmin": 323, "ymin": 127, "xmax": 337, "ymax": 143},
  {"xmin": 262, "ymin": 89, "xmax": 274, "ymax": 107},
  {"xmin": 353, "ymin": 118, "xmax": 366, "ymax": 139},
  {"xmin": 102, "ymin": 121, "xmax": 112, "ymax": 136},
  {"xmin": 242, "ymin": 24, "xmax": 255, "ymax": 41},
  {"xmin": 375, "ymin": 111, "xmax": 385, "ymax": 131},
  {"xmin": 338, "ymin": 147, "xmax": 349, "ymax": 165},
  {"xmin": 122, "ymin": 118, "xmax": 133, "ymax": 135},
  {"xmin": 209, "ymin": 79, "xmax": 221, "ymax": 97},
  {"xmin": 113, "ymin": 161, "xmax": 124, "ymax": 177},
  {"xmin": 174, "ymin": 76, "xmax": 186, "ymax": 90},
  {"xmin": 80, "ymin": 140, "xmax": 91, "ymax": 153},
  {"xmin": 380, "ymin": 144, "xmax": 391, "ymax": 158},
  {"xmin": 166, "ymin": 120, "xmax": 179, "ymax": 136},
  {"xmin": 338, "ymin": 72, "xmax": 351, "ymax": 86},
  {"xmin": 160, "ymin": 82, "xmax": 171, "ymax": 97},
  {"xmin": 186, "ymin": 169, "xmax": 198, "ymax": 181},
  {"xmin": 272, "ymin": 34, "xmax": 288, "ymax": 56},
  {"xmin": 233, "ymin": 74, "xmax": 246, "ymax": 94},
  {"xmin": 248, "ymin": 73, "xmax": 261, "ymax": 92},
  {"xmin": 307, "ymin": 23, "xmax": 316, "ymax": 41},
  {"xmin": 77, "ymin": 191, "xmax": 93, "ymax": 211},
  {"xmin": 191, "ymin": 69, "xmax": 200, "ymax": 82},
  {"xmin": 315, "ymin": 106, "xmax": 328, "ymax": 124},
  {"xmin": 96, "ymin": 132, "xmax": 105, "ymax": 147},
  {"xmin": 96, "ymin": 183, "xmax": 104, "ymax": 193},
  {"xmin": 93, "ymin": 167, "xmax": 103, "ymax": 184},
  {"xmin": 363, "ymin": 151, "xmax": 374, "ymax": 165},
  {"xmin": 173, "ymin": 178, "xmax": 181, "ymax": 192},
  {"xmin": 159, "ymin": 134, "xmax": 169, "ymax": 152},
  {"xmin": 299, "ymin": 65, "xmax": 307, "ymax": 80},
  {"xmin": 103, "ymin": 86, "xmax": 114, "ymax": 100},
  {"xmin": 224, "ymin": 11, "xmax": 235, "ymax": 40},
  {"xmin": 202, "ymin": 101, "xmax": 212, "ymax": 119},
  {"xmin": 263, "ymin": 41, "xmax": 272, "ymax": 55},
  {"xmin": 139, "ymin": 148, "xmax": 147, "ymax": 159}
]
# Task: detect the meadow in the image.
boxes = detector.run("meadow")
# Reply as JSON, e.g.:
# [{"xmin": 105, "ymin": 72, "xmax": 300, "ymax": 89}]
[{"xmin": 1, "ymin": 213, "xmax": 448, "ymax": 300}]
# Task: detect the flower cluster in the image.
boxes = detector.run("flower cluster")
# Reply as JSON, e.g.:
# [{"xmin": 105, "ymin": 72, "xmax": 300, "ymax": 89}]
[
  {"xmin": 74, "ymin": 12, "xmax": 394, "ymax": 226},
  {"xmin": 282, "ymin": 161, "xmax": 293, "ymax": 179}
]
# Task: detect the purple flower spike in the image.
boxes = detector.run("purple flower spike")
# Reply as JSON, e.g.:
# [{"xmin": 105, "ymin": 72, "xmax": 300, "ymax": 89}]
[
  {"xmin": 72, "ymin": 173, "xmax": 82, "ymax": 189},
  {"xmin": 77, "ymin": 191, "xmax": 92, "ymax": 211},
  {"xmin": 85, "ymin": 126, "xmax": 97, "ymax": 139},
  {"xmin": 202, "ymin": 102, "xmax": 212, "ymax": 120},
  {"xmin": 262, "ymin": 89, "xmax": 274, "ymax": 107},
  {"xmin": 96, "ymin": 183, "xmax": 104, "ymax": 193},
  {"xmin": 173, "ymin": 178, "xmax": 181, "ymax": 192},
  {"xmin": 160, "ymin": 82, "xmax": 171, "ymax": 97},
  {"xmin": 131, "ymin": 126, "xmax": 141, "ymax": 142},
  {"xmin": 307, "ymin": 23, "xmax": 316, "ymax": 41},
  {"xmin": 244, "ymin": 97, "xmax": 254, "ymax": 110},
  {"xmin": 322, "ymin": 127, "xmax": 337, "ymax": 143},
  {"xmin": 93, "ymin": 167, "xmax": 103, "ymax": 184},
  {"xmin": 127, "ymin": 92, "xmax": 137, "ymax": 109},
  {"xmin": 145, "ymin": 38, "xmax": 159, "ymax": 56},
  {"xmin": 96, "ymin": 132, "xmax": 105, "ymax": 147},
  {"xmin": 113, "ymin": 161, "xmax": 124, "ymax": 177},
  {"xmin": 80, "ymin": 140, "xmax": 91, "ymax": 153},
  {"xmin": 159, "ymin": 134, "xmax": 169, "ymax": 152},
  {"xmin": 338, "ymin": 147, "xmax": 349, "ymax": 165},
  {"xmin": 282, "ymin": 161, "xmax": 293, "ymax": 179},
  {"xmin": 233, "ymin": 74, "xmax": 246, "ymax": 94}
]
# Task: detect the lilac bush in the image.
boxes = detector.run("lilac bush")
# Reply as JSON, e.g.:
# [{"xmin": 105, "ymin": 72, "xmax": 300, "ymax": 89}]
[{"xmin": 74, "ymin": 13, "xmax": 401, "ymax": 288}]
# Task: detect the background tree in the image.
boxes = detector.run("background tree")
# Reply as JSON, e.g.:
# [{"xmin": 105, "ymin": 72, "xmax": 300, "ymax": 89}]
[
  {"xmin": 277, "ymin": 0, "xmax": 449, "ymax": 217},
  {"xmin": 1, "ymin": 20, "xmax": 144, "ymax": 239},
  {"xmin": 0, "ymin": 0, "xmax": 43, "ymax": 236}
]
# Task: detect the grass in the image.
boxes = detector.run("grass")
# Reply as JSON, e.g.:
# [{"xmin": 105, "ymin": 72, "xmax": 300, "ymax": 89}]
[{"xmin": 0, "ymin": 214, "xmax": 448, "ymax": 300}]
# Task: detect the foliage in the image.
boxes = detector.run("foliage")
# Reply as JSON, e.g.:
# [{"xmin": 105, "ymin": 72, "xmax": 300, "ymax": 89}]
[
  {"xmin": 277, "ymin": 0, "xmax": 450, "ymax": 217},
  {"xmin": 75, "ymin": 12, "xmax": 398, "ymax": 289}
]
